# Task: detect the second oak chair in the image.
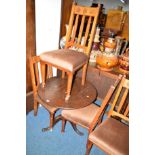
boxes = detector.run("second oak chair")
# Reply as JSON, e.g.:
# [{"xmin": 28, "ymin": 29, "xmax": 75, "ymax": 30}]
[
  {"xmin": 30, "ymin": 56, "xmax": 59, "ymax": 131},
  {"xmin": 61, "ymin": 74, "xmax": 123, "ymax": 135},
  {"xmin": 86, "ymin": 76, "xmax": 129, "ymax": 155}
]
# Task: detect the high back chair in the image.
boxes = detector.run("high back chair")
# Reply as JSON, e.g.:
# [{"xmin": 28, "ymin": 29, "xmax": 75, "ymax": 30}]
[
  {"xmin": 86, "ymin": 76, "xmax": 129, "ymax": 155},
  {"xmin": 30, "ymin": 56, "xmax": 59, "ymax": 131},
  {"xmin": 61, "ymin": 74, "xmax": 123, "ymax": 135},
  {"xmin": 39, "ymin": 3, "xmax": 100, "ymax": 100}
]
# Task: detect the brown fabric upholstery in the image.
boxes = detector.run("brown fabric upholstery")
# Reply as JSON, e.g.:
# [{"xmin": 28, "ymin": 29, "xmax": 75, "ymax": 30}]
[
  {"xmin": 89, "ymin": 117, "xmax": 129, "ymax": 155},
  {"xmin": 40, "ymin": 49, "xmax": 88, "ymax": 72},
  {"xmin": 62, "ymin": 104, "xmax": 100, "ymax": 128}
]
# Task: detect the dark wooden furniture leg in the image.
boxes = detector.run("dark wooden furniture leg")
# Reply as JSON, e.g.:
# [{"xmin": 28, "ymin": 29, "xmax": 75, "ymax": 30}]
[
  {"xmin": 61, "ymin": 118, "xmax": 66, "ymax": 133},
  {"xmin": 70, "ymin": 122, "xmax": 84, "ymax": 136},
  {"xmin": 42, "ymin": 112, "xmax": 55, "ymax": 132},
  {"xmin": 33, "ymin": 96, "xmax": 38, "ymax": 116},
  {"xmin": 61, "ymin": 116, "xmax": 84, "ymax": 136},
  {"xmin": 42, "ymin": 113, "xmax": 85, "ymax": 135},
  {"xmin": 86, "ymin": 140, "xmax": 93, "ymax": 155},
  {"xmin": 42, "ymin": 114, "xmax": 62, "ymax": 132}
]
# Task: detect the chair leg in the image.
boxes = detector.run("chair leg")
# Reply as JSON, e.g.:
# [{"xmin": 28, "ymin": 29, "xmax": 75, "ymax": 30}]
[
  {"xmin": 86, "ymin": 139, "xmax": 93, "ymax": 155},
  {"xmin": 34, "ymin": 99, "xmax": 38, "ymax": 116},
  {"xmin": 81, "ymin": 63, "xmax": 87, "ymax": 86},
  {"xmin": 42, "ymin": 112, "xmax": 56, "ymax": 132},
  {"xmin": 40, "ymin": 62, "xmax": 46, "ymax": 87},
  {"xmin": 65, "ymin": 73, "xmax": 73, "ymax": 100},
  {"xmin": 49, "ymin": 112, "xmax": 55, "ymax": 129},
  {"xmin": 98, "ymin": 116, "xmax": 103, "ymax": 125},
  {"xmin": 47, "ymin": 65, "xmax": 53, "ymax": 78},
  {"xmin": 62, "ymin": 71, "xmax": 65, "ymax": 78},
  {"xmin": 61, "ymin": 118, "xmax": 66, "ymax": 133},
  {"xmin": 98, "ymin": 110, "xmax": 106, "ymax": 125}
]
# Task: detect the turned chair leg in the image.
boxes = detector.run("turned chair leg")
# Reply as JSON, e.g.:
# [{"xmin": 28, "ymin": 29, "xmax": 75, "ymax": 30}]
[
  {"xmin": 34, "ymin": 99, "xmax": 38, "ymax": 116},
  {"xmin": 40, "ymin": 62, "xmax": 46, "ymax": 87},
  {"xmin": 82, "ymin": 63, "xmax": 87, "ymax": 86},
  {"xmin": 86, "ymin": 140, "xmax": 93, "ymax": 155},
  {"xmin": 65, "ymin": 73, "xmax": 73, "ymax": 100},
  {"xmin": 49, "ymin": 112, "xmax": 55, "ymax": 129},
  {"xmin": 47, "ymin": 65, "xmax": 53, "ymax": 78},
  {"xmin": 61, "ymin": 118, "xmax": 66, "ymax": 133},
  {"xmin": 62, "ymin": 71, "xmax": 65, "ymax": 78}
]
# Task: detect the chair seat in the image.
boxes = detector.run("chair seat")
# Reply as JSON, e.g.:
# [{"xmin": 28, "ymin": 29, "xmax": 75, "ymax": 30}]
[
  {"xmin": 40, "ymin": 49, "xmax": 88, "ymax": 72},
  {"xmin": 62, "ymin": 104, "xmax": 100, "ymax": 129},
  {"xmin": 89, "ymin": 117, "xmax": 129, "ymax": 155}
]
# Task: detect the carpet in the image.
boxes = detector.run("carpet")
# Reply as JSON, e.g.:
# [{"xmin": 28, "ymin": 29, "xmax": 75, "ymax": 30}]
[{"xmin": 26, "ymin": 100, "xmax": 107, "ymax": 155}]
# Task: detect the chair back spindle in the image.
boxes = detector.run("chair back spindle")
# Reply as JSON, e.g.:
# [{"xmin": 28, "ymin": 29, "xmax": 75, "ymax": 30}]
[
  {"xmin": 108, "ymin": 77, "xmax": 129, "ymax": 122},
  {"xmin": 65, "ymin": 3, "xmax": 100, "ymax": 56}
]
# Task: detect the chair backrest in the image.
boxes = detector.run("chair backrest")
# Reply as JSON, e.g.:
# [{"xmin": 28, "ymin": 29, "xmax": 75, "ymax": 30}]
[
  {"xmin": 108, "ymin": 76, "xmax": 129, "ymax": 122},
  {"xmin": 105, "ymin": 9, "xmax": 127, "ymax": 32},
  {"xmin": 65, "ymin": 3, "xmax": 100, "ymax": 56},
  {"xmin": 29, "ymin": 56, "xmax": 53, "ymax": 95},
  {"xmin": 89, "ymin": 74, "xmax": 123, "ymax": 133}
]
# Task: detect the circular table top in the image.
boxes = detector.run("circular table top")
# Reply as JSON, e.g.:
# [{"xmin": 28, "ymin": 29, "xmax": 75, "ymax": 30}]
[{"xmin": 37, "ymin": 77, "xmax": 97, "ymax": 109}]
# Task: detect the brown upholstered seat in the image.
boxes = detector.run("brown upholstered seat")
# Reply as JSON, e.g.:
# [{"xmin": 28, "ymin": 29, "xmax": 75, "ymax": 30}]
[
  {"xmin": 40, "ymin": 49, "xmax": 88, "ymax": 72},
  {"xmin": 62, "ymin": 104, "xmax": 100, "ymax": 129},
  {"xmin": 89, "ymin": 117, "xmax": 129, "ymax": 155}
]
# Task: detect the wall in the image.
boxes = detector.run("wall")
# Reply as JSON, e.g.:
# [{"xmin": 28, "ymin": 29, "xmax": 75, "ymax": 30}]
[
  {"xmin": 35, "ymin": 0, "xmax": 62, "ymax": 75},
  {"xmin": 35, "ymin": 0, "xmax": 62, "ymax": 54},
  {"xmin": 76, "ymin": 0, "xmax": 129, "ymax": 13}
]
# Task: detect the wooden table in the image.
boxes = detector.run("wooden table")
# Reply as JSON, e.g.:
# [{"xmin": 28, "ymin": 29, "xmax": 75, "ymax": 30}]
[{"xmin": 37, "ymin": 77, "xmax": 97, "ymax": 134}]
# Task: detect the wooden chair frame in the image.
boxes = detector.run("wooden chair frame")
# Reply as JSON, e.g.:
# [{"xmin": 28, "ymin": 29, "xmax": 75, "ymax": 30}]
[
  {"xmin": 29, "ymin": 56, "xmax": 58, "ymax": 131},
  {"xmin": 40, "ymin": 3, "xmax": 100, "ymax": 100},
  {"xmin": 86, "ymin": 76, "xmax": 129, "ymax": 155},
  {"xmin": 61, "ymin": 74, "xmax": 123, "ymax": 135}
]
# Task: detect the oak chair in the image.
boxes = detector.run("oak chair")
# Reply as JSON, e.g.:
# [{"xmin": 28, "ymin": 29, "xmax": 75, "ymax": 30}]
[
  {"xmin": 61, "ymin": 74, "xmax": 123, "ymax": 135},
  {"xmin": 86, "ymin": 76, "xmax": 129, "ymax": 155},
  {"xmin": 29, "ymin": 56, "xmax": 59, "ymax": 131},
  {"xmin": 39, "ymin": 3, "xmax": 100, "ymax": 100}
]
